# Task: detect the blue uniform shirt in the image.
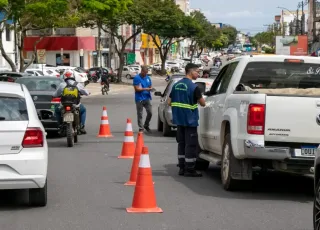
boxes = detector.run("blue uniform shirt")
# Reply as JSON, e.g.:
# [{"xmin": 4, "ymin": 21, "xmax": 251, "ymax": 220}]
[
  {"xmin": 170, "ymin": 78, "xmax": 199, "ymax": 127},
  {"xmin": 133, "ymin": 74, "xmax": 152, "ymax": 102}
]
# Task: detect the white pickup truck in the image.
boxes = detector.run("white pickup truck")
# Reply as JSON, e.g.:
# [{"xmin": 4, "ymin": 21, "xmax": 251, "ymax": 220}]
[{"xmin": 197, "ymin": 55, "xmax": 320, "ymax": 191}]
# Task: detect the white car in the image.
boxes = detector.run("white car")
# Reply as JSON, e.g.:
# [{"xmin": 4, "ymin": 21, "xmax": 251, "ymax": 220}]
[
  {"xmin": 57, "ymin": 66, "xmax": 88, "ymax": 83},
  {"xmin": 128, "ymin": 65, "xmax": 141, "ymax": 72},
  {"xmin": 25, "ymin": 69, "xmax": 44, "ymax": 76},
  {"xmin": 0, "ymin": 82, "xmax": 48, "ymax": 206}
]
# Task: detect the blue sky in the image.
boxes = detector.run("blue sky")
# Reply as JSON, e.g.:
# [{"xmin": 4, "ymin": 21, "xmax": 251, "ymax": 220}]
[{"xmin": 190, "ymin": 0, "xmax": 303, "ymax": 34}]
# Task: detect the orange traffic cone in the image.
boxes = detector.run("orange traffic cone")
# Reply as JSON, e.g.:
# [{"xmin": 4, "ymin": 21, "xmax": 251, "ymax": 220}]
[
  {"xmin": 126, "ymin": 146, "xmax": 163, "ymax": 213},
  {"xmin": 97, "ymin": 106, "xmax": 113, "ymax": 138},
  {"xmin": 125, "ymin": 131, "xmax": 144, "ymax": 185},
  {"xmin": 118, "ymin": 119, "xmax": 135, "ymax": 159}
]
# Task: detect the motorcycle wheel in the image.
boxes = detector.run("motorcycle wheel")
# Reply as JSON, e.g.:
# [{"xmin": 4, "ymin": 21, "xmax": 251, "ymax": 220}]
[{"xmin": 66, "ymin": 123, "xmax": 74, "ymax": 147}]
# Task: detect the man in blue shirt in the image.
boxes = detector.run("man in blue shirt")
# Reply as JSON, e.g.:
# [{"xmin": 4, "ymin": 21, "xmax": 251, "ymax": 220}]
[{"xmin": 133, "ymin": 65, "xmax": 153, "ymax": 132}]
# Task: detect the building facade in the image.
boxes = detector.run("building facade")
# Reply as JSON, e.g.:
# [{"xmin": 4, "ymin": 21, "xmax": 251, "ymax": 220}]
[{"xmin": 24, "ymin": 28, "xmax": 95, "ymax": 69}]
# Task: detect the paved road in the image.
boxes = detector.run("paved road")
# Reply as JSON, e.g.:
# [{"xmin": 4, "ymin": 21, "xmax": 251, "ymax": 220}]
[{"xmin": 0, "ymin": 72, "xmax": 314, "ymax": 230}]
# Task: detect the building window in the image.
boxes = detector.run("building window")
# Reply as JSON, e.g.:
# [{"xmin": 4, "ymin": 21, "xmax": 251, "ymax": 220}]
[{"xmin": 5, "ymin": 24, "xmax": 11, "ymax": 41}]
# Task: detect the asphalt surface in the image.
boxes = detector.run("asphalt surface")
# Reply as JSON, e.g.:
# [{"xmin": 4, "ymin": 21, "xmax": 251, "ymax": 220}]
[{"xmin": 0, "ymin": 62, "xmax": 314, "ymax": 230}]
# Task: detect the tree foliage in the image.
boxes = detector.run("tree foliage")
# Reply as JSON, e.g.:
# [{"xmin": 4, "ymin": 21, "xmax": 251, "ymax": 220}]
[
  {"xmin": 190, "ymin": 11, "xmax": 220, "ymax": 56},
  {"xmin": 221, "ymin": 26, "xmax": 237, "ymax": 45},
  {"xmin": 141, "ymin": 0, "xmax": 199, "ymax": 71},
  {"xmin": 254, "ymin": 31, "xmax": 274, "ymax": 46},
  {"xmin": 0, "ymin": 0, "xmax": 75, "ymax": 72}
]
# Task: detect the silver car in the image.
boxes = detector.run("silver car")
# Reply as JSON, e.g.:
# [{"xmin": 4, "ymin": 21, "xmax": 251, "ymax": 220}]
[{"xmin": 154, "ymin": 77, "xmax": 214, "ymax": 136}]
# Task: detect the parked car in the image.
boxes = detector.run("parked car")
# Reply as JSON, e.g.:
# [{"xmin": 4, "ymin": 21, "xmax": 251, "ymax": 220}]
[
  {"xmin": 25, "ymin": 69, "xmax": 45, "ymax": 76},
  {"xmin": 154, "ymin": 77, "xmax": 214, "ymax": 136},
  {"xmin": 0, "ymin": 81, "xmax": 48, "ymax": 206},
  {"xmin": 15, "ymin": 76, "xmax": 63, "ymax": 134},
  {"xmin": 122, "ymin": 66, "xmax": 139, "ymax": 79},
  {"xmin": 197, "ymin": 55, "xmax": 320, "ymax": 191},
  {"xmin": 56, "ymin": 66, "xmax": 88, "ymax": 84},
  {"xmin": 0, "ymin": 72, "xmax": 31, "ymax": 82}
]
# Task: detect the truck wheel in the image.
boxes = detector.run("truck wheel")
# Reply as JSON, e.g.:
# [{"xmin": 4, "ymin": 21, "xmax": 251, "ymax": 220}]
[
  {"xmin": 314, "ymin": 179, "xmax": 320, "ymax": 229},
  {"xmin": 157, "ymin": 114, "xmax": 163, "ymax": 132},
  {"xmin": 162, "ymin": 118, "xmax": 172, "ymax": 136},
  {"xmin": 221, "ymin": 133, "xmax": 239, "ymax": 191}
]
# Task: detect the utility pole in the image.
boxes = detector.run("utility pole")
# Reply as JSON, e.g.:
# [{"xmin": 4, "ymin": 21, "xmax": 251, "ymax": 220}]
[
  {"xmin": 282, "ymin": 10, "xmax": 285, "ymax": 36},
  {"xmin": 296, "ymin": 8, "xmax": 299, "ymax": 35},
  {"xmin": 313, "ymin": 0, "xmax": 319, "ymax": 42},
  {"xmin": 301, "ymin": 1, "xmax": 304, "ymax": 34},
  {"xmin": 98, "ymin": 25, "xmax": 102, "ymax": 67}
]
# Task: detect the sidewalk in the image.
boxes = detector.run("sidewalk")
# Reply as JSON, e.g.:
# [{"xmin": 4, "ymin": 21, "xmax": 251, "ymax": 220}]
[{"xmin": 86, "ymin": 82, "xmax": 133, "ymax": 96}]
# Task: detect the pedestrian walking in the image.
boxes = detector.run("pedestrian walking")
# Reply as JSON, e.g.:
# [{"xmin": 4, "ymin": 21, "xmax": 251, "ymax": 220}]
[
  {"xmin": 133, "ymin": 65, "xmax": 153, "ymax": 132},
  {"xmin": 168, "ymin": 63, "xmax": 206, "ymax": 177}
]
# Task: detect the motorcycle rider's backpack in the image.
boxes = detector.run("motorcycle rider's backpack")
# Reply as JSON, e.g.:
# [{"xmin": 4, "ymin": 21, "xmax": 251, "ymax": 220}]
[{"xmin": 60, "ymin": 81, "xmax": 80, "ymax": 105}]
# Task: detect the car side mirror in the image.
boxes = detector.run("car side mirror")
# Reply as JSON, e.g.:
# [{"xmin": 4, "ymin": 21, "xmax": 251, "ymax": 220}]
[{"xmin": 154, "ymin": 91, "xmax": 162, "ymax": 97}]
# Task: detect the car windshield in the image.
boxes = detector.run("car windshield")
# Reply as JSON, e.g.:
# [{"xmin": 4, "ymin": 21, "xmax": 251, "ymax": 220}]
[
  {"xmin": 239, "ymin": 61, "xmax": 320, "ymax": 96},
  {"xmin": 16, "ymin": 77, "xmax": 61, "ymax": 91},
  {"xmin": 0, "ymin": 97, "xmax": 28, "ymax": 121}
]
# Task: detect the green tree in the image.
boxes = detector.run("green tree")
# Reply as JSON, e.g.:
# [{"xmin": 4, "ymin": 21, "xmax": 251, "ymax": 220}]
[
  {"xmin": 100, "ymin": 0, "xmax": 148, "ymax": 81},
  {"xmin": 0, "ymin": 0, "xmax": 76, "ymax": 72},
  {"xmin": 141, "ymin": 0, "xmax": 199, "ymax": 72},
  {"xmin": 189, "ymin": 11, "xmax": 220, "ymax": 59},
  {"xmin": 254, "ymin": 31, "xmax": 274, "ymax": 47},
  {"xmin": 221, "ymin": 26, "xmax": 237, "ymax": 45}
]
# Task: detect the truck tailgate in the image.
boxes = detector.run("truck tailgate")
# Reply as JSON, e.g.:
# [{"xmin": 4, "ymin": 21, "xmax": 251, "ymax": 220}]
[{"xmin": 265, "ymin": 96, "xmax": 320, "ymax": 145}]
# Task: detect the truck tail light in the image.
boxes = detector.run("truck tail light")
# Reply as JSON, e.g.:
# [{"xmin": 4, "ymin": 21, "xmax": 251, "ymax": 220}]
[
  {"xmin": 247, "ymin": 104, "xmax": 265, "ymax": 135},
  {"xmin": 22, "ymin": 128, "xmax": 44, "ymax": 148}
]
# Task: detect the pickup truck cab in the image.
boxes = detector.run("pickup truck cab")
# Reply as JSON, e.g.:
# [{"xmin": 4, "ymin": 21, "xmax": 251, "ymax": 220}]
[{"xmin": 198, "ymin": 55, "xmax": 320, "ymax": 191}]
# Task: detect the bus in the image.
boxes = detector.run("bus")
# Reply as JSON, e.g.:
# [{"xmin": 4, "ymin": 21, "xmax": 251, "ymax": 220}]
[{"xmin": 243, "ymin": 43, "xmax": 253, "ymax": 52}]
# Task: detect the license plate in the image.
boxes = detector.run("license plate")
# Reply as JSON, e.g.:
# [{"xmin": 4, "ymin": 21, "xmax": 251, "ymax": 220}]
[
  {"xmin": 63, "ymin": 113, "xmax": 74, "ymax": 122},
  {"xmin": 294, "ymin": 146, "xmax": 317, "ymax": 157}
]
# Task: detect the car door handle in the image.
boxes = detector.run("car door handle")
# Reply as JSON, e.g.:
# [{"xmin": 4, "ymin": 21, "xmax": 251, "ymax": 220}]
[{"xmin": 218, "ymin": 104, "xmax": 224, "ymax": 108}]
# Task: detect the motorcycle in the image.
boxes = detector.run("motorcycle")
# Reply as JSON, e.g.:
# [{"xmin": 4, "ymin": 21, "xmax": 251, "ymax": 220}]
[
  {"xmin": 101, "ymin": 80, "xmax": 110, "ymax": 95},
  {"xmin": 60, "ymin": 103, "xmax": 81, "ymax": 147}
]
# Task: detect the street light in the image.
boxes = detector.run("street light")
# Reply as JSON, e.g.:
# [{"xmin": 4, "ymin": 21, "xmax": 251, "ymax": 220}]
[{"xmin": 277, "ymin": 6, "xmax": 298, "ymax": 35}]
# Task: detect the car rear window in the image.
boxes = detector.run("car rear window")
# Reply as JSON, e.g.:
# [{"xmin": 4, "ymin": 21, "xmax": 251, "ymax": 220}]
[
  {"xmin": 16, "ymin": 78, "xmax": 62, "ymax": 91},
  {"xmin": 239, "ymin": 61, "xmax": 320, "ymax": 96},
  {"xmin": 0, "ymin": 97, "xmax": 28, "ymax": 121}
]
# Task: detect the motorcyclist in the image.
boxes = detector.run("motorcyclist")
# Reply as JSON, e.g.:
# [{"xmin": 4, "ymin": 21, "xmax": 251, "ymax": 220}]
[
  {"xmin": 202, "ymin": 70, "xmax": 210, "ymax": 78},
  {"xmin": 97, "ymin": 67, "xmax": 110, "ymax": 90},
  {"xmin": 53, "ymin": 70, "xmax": 90, "ymax": 134}
]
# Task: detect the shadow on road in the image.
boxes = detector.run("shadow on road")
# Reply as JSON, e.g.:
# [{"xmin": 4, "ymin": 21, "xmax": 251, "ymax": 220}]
[
  {"xmin": 154, "ymin": 164, "xmax": 314, "ymax": 203},
  {"xmin": 0, "ymin": 190, "xmax": 35, "ymax": 210}
]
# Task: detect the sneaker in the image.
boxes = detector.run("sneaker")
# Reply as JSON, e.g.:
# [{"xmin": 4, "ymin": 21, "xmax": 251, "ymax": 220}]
[
  {"xmin": 80, "ymin": 125, "xmax": 87, "ymax": 134},
  {"xmin": 139, "ymin": 128, "xmax": 144, "ymax": 132},
  {"xmin": 184, "ymin": 169, "xmax": 202, "ymax": 177},
  {"xmin": 144, "ymin": 126, "xmax": 151, "ymax": 133},
  {"xmin": 178, "ymin": 168, "xmax": 185, "ymax": 176}
]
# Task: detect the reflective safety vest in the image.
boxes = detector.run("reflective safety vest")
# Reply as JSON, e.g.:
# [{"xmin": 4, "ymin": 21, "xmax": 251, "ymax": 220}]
[{"xmin": 171, "ymin": 78, "xmax": 199, "ymax": 127}]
